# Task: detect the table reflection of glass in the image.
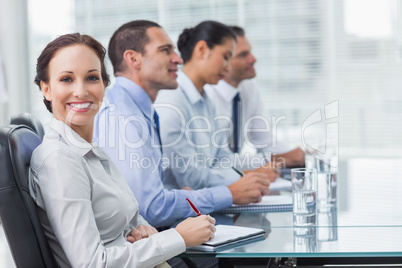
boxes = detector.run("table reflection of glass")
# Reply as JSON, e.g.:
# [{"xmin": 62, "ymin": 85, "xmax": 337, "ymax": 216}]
[
  {"xmin": 259, "ymin": 158, "xmax": 402, "ymax": 228},
  {"xmin": 182, "ymin": 158, "xmax": 402, "ymax": 263},
  {"xmin": 293, "ymin": 226, "xmax": 317, "ymax": 253},
  {"xmin": 317, "ymin": 208, "xmax": 338, "ymax": 242},
  {"xmin": 213, "ymin": 226, "xmax": 402, "ymax": 257}
]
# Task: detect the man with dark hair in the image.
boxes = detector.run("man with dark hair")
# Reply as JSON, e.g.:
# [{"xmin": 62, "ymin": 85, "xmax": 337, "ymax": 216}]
[
  {"xmin": 108, "ymin": 20, "xmax": 160, "ymax": 74},
  {"xmin": 205, "ymin": 25, "xmax": 305, "ymax": 168},
  {"xmin": 94, "ymin": 20, "xmax": 271, "ymax": 229},
  {"xmin": 229, "ymin": 25, "xmax": 245, "ymax": 36}
]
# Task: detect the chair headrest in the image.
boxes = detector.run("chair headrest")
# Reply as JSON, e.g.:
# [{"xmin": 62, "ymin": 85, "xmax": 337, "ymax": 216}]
[
  {"xmin": 10, "ymin": 113, "xmax": 45, "ymax": 139},
  {"xmin": 0, "ymin": 125, "xmax": 41, "ymax": 189}
]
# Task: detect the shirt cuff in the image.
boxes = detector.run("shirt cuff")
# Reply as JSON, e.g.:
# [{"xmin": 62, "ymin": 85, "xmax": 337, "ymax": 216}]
[
  {"xmin": 154, "ymin": 228, "xmax": 186, "ymax": 261},
  {"xmin": 208, "ymin": 185, "xmax": 233, "ymax": 211}
]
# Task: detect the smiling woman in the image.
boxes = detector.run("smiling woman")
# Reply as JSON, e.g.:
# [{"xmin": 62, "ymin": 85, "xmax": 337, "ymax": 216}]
[
  {"xmin": 29, "ymin": 32, "xmax": 217, "ymax": 268},
  {"xmin": 34, "ymin": 34, "xmax": 110, "ymax": 142},
  {"xmin": 39, "ymin": 44, "xmax": 106, "ymax": 142}
]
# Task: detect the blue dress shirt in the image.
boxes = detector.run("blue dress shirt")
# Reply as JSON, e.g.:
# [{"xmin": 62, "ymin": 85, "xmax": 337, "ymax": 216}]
[{"xmin": 93, "ymin": 76, "xmax": 232, "ymax": 227}]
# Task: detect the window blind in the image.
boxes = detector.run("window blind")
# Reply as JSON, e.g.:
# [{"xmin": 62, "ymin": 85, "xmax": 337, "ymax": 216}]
[{"xmin": 27, "ymin": 0, "xmax": 402, "ymax": 158}]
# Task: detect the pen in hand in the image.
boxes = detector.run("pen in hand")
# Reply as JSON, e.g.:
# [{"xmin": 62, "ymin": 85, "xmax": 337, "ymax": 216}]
[
  {"xmin": 186, "ymin": 198, "xmax": 201, "ymax": 216},
  {"xmin": 232, "ymin": 166, "xmax": 245, "ymax": 176}
]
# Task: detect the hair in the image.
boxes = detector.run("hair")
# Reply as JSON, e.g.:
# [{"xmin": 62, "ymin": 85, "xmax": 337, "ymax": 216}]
[
  {"xmin": 228, "ymin": 26, "xmax": 245, "ymax": 37},
  {"xmin": 108, "ymin": 20, "xmax": 161, "ymax": 74},
  {"xmin": 177, "ymin": 20, "xmax": 237, "ymax": 64},
  {"xmin": 34, "ymin": 33, "xmax": 110, "ymax": 113}
]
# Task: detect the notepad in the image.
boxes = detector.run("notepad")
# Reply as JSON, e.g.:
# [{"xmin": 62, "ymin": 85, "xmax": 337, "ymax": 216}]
[
  {"xmin": 187, "ymin": 225, "xmax": 265, "ymax": 252},
  {"xmin": 217, "ymin": 194, "xmax": 293, "ymax": 214}
]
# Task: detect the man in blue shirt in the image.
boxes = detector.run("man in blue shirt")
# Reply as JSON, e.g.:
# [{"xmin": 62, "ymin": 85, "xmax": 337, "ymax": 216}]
[{"xmin": 94, "ymin": 20, "xmax": 271, "ymax": 228}]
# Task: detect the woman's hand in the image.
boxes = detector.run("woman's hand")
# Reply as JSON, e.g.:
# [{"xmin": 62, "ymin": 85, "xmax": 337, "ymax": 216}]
[
  {"xmin": 175, "ymin": 215, "xmax": 216, "ymax": 247},
  {"xmin": 127, "ymin": 225, "xmax": 158, "ymax": 243}
]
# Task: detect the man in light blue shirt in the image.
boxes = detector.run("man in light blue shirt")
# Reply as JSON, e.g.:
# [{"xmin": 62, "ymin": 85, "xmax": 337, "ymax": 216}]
[
  {"xmin": 204, "ymin": 26, "xmax": 305, "ymax": 168},
  {"xmin": 94, "ymin": 20, "xmax": 270, "ymax": 228}
]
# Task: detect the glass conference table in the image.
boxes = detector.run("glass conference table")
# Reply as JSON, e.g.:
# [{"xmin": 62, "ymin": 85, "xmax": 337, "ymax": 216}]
[{"xmin": 181, "ymin": 158, "xmax": 402, "ymax": 267}]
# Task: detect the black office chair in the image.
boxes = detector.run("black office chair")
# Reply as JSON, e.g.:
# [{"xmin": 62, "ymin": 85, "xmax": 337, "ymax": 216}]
[
  {"xmin": 10, "ymin": 113, "xmax": 45, "ymax": 140},
  {"xmin": 0, "ymin": 125, "xmax": 58, "ymax": 267}
]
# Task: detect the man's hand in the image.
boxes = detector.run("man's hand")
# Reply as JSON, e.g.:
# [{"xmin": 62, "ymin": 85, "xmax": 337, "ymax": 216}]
[
  {"xmin": 181, "ymin": 186, "xmax": 193, "ymax": 190},
  {"xmin": 228, "ymin": 172, "xmax": 270, "ymax": 204},
  {"xmin": 127, "ymin": 225, "xmax": 158, "ymax": 243},
  {"xmin": 273, "ymin": 147, "xmax": 305, "ymax": 168},
  {"xmin": 245, "ymin": 164, "xmax": 280, "ymax": 182}
]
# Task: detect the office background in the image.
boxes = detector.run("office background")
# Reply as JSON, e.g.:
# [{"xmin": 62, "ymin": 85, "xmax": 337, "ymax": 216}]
[
  {"xmin": 1, "ymin": 0, "xmax": 402, "ymax": 267},
  {"xmin": 2, "ymin": 0, "xmax": 402, "ymax": 158}
]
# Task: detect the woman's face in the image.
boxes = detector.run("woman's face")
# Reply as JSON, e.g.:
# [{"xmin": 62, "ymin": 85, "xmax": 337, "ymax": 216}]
[
  {"xmin": 202, "ymin": 37, "xmax": 236, "ymax": 85},
  {"xmin": 41, "ymin": 44, "xmax": 105, "ymax": 135}
]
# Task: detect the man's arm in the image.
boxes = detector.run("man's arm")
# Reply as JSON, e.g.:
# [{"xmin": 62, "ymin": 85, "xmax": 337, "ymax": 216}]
[
  {"xmin": 95, "ymin": 107, "xmax": 233, "ymax": 227},
  {"xmin": 272, "ymin": 147, "xmax": 305, "ymax": 168},
  {"xmin": 239, "ymin": 80, "xmax": 305, "ymax": 169}
]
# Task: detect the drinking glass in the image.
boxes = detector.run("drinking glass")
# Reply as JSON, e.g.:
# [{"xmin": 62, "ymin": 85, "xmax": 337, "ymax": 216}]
[{"xmin": 292, "ymin": 168, "xmax": 317, "ymax": 226}]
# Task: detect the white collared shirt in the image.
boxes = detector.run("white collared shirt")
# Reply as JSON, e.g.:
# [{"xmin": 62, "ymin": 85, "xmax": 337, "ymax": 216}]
[
  {"xmin": 155, "ymin": 72, "xmax": 241, "ymax": 190},
  {"xmin": 204, "ymin": 79, "xmax": 290, "ymax": 158},
  {"xmin": 29, "ymin": 118, "xmax": 185, "ymax": 268}
]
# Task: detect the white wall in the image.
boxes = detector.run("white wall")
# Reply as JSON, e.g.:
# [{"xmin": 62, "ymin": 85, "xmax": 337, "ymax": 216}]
[{"xmin": 0, "ymin": 0, "xmax": 30, "ymax": 125}]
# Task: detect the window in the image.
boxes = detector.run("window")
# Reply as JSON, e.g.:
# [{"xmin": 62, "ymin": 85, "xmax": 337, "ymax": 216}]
[{"xmin": 25, "ymin": 0, "xmax": 402, "ymax": 158}]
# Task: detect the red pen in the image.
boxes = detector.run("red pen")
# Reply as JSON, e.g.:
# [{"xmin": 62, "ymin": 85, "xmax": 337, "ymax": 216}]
[{"xmin": 186, "ymin": 198, "xmax": 201, "ymax": 216}]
